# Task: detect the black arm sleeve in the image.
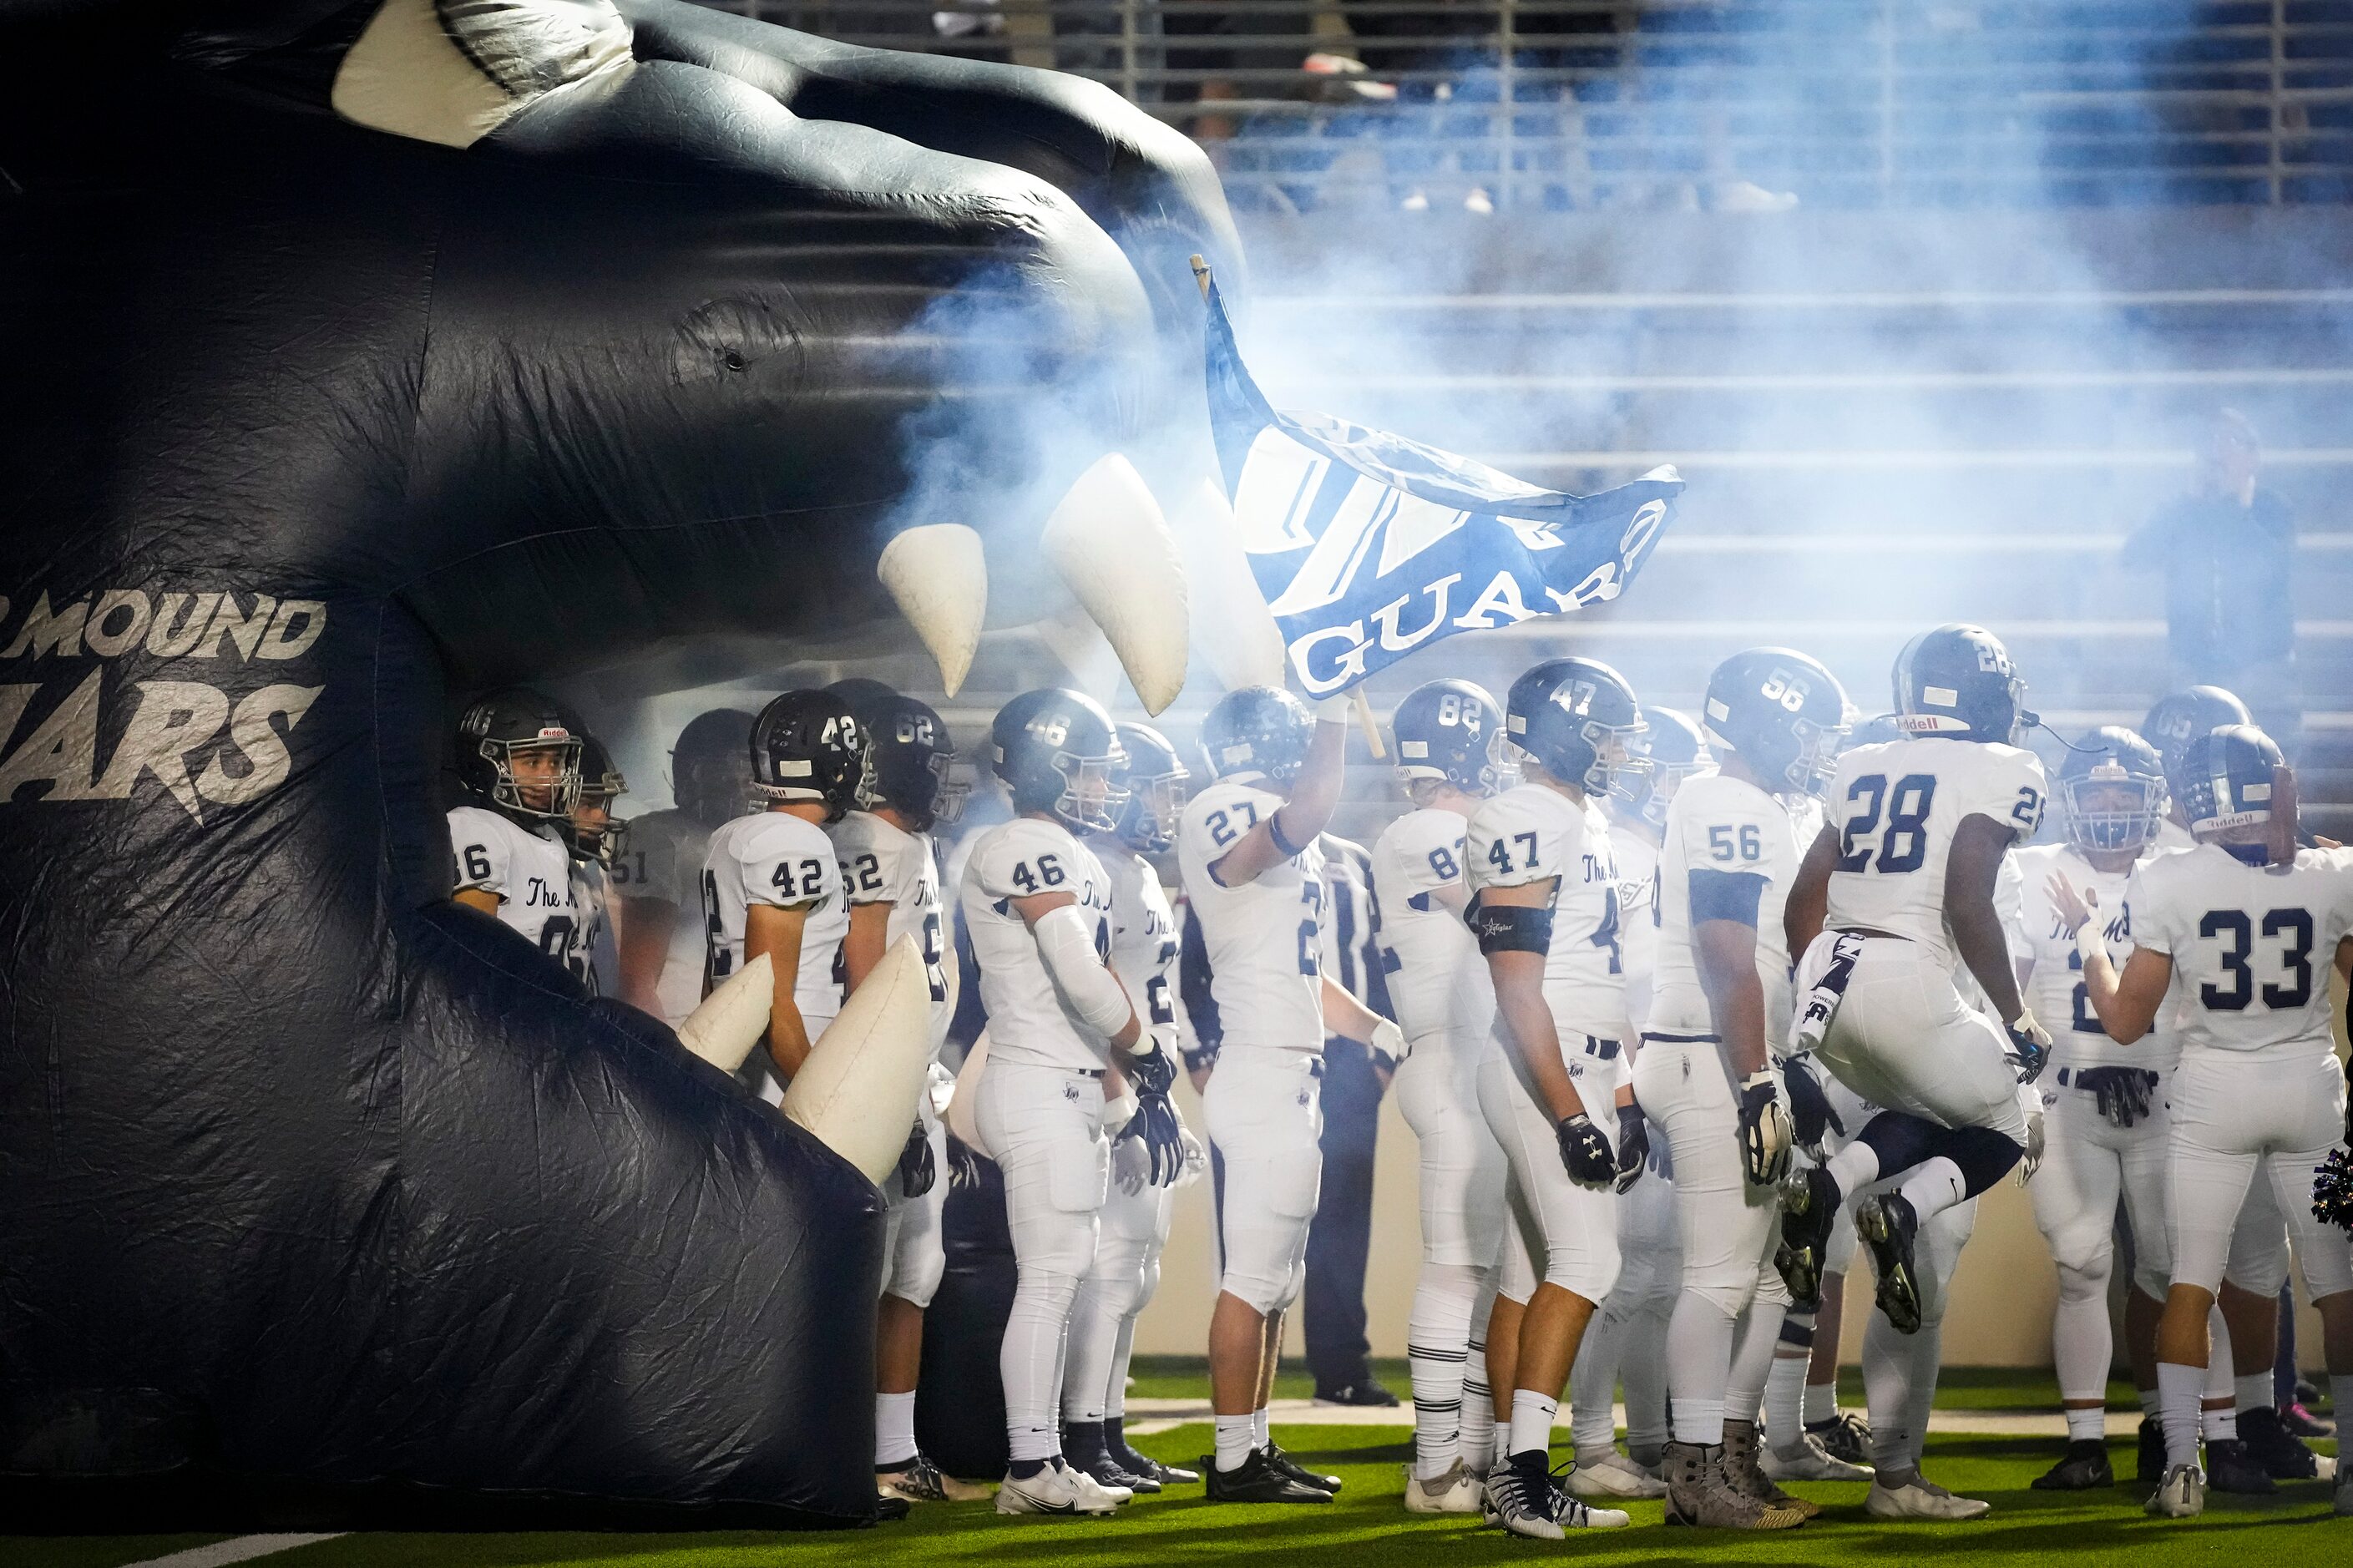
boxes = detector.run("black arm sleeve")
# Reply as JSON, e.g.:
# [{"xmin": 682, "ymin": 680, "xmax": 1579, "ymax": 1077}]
[{"xmin": 1689, "ymin": 868, "xmax": 1768, "ymax": 928}]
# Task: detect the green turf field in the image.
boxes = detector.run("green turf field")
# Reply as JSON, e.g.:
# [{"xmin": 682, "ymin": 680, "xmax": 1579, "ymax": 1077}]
[{"xmin": 8, "ymin": 1409, "xmax": 2340, "ymax": 1568}]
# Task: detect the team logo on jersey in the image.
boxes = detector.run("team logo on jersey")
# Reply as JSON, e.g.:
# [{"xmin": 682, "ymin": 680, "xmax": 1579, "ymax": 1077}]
[{"xmin": 0, "ymin": 587, "xmax": 327, "ymax": 824}]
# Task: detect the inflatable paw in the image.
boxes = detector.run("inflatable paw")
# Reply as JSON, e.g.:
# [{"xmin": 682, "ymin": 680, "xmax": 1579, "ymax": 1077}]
[{"xmin": 0, "ymin": 0, "xmax": 1237, "ymax": 1523}]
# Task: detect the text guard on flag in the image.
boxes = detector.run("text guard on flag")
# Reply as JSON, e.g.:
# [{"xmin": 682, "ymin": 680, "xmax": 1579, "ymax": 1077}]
[{"xmin": 1202, "ymin": 280, "xmax": 1684, "ymax": 697}]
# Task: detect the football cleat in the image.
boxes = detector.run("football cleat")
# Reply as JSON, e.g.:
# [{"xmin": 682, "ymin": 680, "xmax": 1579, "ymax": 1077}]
[
  {"xmin": 1806, "ymin": 1411, "xmax": 1872, "ymax": 1466},
  {"xmin": 2281, "ymin": 1400, "xmax": 2335, "ymax": 1439},
  {"xmin": 1775, "ymin": 1165, "xmax": 1842, "ymax": 1306},
  {"xmin": 1203, "ymin": 1448, "xmax": 1332, "ymax": 1505},
  {"xmin": 2028, "ymin": 1439, "xmax": 2114, "ymax": 1491},
  {"xmin": 1855, "ymin": 1191, "xmax": 1924, "ymax": 1335},
  {"xmin": 1075, "ymin": 1449, "xmax": 1157, "ymax": 1495},
  {"xmin": 1723, "ymin": 1420, "xmax": 1818, "ymax": 1518},
  {"xmin": 1763, "ymin": 1433, "xmax": 1873, "ymax": 1483},
  {"xmin": 2144, "ymin": 1461, "xmax": 2206, "ymax": 1519},
  {"xmin": 1403, "ymin": 1457, "xmax": 1485, "ymax": 1515},
  {"xmin": 1313, "ymin": 1379, "xmax": 1401, "ymax": 1408},
  {"xmin": 878, "ymin": 1452, "xmax": 992, "ymax": 1503},
  {"xmin": 2235, "ymin": 1404, "xmax": 2321, "ymax": 1480},
  {"xmin": 1866, "ymin": 1473, "xmax": 1991, "ymax": 1520},
  {"xmin": 2203, "ymin": 1437, "xmax": 2275, "ymax": 1495},
  {"xmin": 1662, "ymin": 1441, "xmax": 1806, "ymax": 1530},
  {"xmin": 1107, "ymin": 1432, "xmax": 1197, "ymax": 1487},
  {"xmin": 1265, "ymin": 1441, "xmax": 1343, "ymax": 1493},
  {"xmin": 1566, "ymin": 1448, "xmax": 1668, "ymax": 1500},
  {"xmin": 995, "ymin": 1459, "xmax": 1120, "ymax": 1516}
]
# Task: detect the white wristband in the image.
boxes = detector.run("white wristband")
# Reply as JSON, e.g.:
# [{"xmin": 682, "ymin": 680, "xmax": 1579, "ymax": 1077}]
[{"xmin": 2074, "ymin": 921, "xmax": 2109, "ymax": 976}]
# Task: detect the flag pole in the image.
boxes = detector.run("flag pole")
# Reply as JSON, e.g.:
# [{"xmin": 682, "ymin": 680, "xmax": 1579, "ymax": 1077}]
[{"xmin": 1188, "ymin": 255, "xmax": 1389, "ymax": 762}]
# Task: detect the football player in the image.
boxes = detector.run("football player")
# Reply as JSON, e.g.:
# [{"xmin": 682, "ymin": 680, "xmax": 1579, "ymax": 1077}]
[
  {"xmin": 448, "ymin": 687, "xmax": 585, "ymax": 966},
  {"xmin": 1373, "ymin": 679, "xmax": 1511, "ymax": 1513},
  {"xmin": 703, "ymin": 690, "xmax": 863, "ymax": 1105},
  {"xmin": 565, "ymin": 730, "xmax": 627, "ymax": 996},
  {"xmin": 2066, "ymin": 725, "xmax": 2353, "ymax": 1521},
  {"xmin": 1063, "ymin": 720, "xmax": 1201, "ymax": 1496},
  {"xmin": 1635, "ymin": 649, "xmax": 1848, "ymax": 1529},
  {"xmin": 2140, "ymin": 685, "xmax": 2317, "ymax": 1490},
  {"xmin": 961, "ymin": 690, "xmax": 1182, "ymax": 1517},
  {"xmin": 1566, "ymin": 705, "xmax": 1710, "ymax": 1501},
  {"xmin": 1180, "ymin": 685, "xmax": 1403, "ymax": 1505},
  {"xmin": 2001, "ymin": 728, "xmax": 2175, "ymax": 1490},
  {"xmin": 823, "ymin": 683, "xmax": 985, "ymax": 1505},
  {"xmin": 615, "ymin": 709, "xmax": 754, "ymax": 1024},
  {"xmin": 1461, "ymin": 656, "xmax": 1645, "ymax": 1539},
  {"xmin": 1779, "ymin": 624, "xmax": 2051, "ymax": 1520}
]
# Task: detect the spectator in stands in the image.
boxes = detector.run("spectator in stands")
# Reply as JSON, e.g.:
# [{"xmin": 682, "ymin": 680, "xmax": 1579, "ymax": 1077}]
[{"xmin": 2124, "ymin": 408, "xmax": 2301, "ymax": 756}]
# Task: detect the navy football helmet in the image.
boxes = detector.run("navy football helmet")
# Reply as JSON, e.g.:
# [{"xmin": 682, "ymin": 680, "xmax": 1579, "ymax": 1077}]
[
  {"xmin": 1201, "ymin": 685, "xmax": 1315, "ymax": 787},
  {"xmin": 831, "ymin": 682, "xmax": 963, "ymax": 832},
  {"xmin": 2142, "ymin": 685, "xmax": 2252, "ymax": 793},
  {"xmin": 1893, "ymin": 624, "xmax": 2030, "ymax": 744},
  {"xmin": 751, "ymin": 690, "xmax": 867, "ymax": 823},
  {"xmin": 2057, "ymin": 726, "xmax": 2166, "ymax": 854},
  {"xmin": 569, "ymin": 731, "xmax": 629, "ymax": 864},
  {"xmin": 1391, "ymin": 679, "xmax": 1507, "ymax": 796},
  {"xmin": 1616, "ymin": 706, "xmax": 1710, "ymax": 826},
  {"xmin": 1504, "ymin": 657, "xmax": 1645, "ymax": 797},
  {"xmin": 992, "ymin": 688, "xmax": 1127, "ymax": 832},
  {"xmin": 2178, "ymin": 724, "xmax": 2285, "ymax": 838},
  {"xmin": 670, "ymin": 707, "xmax": 757, "ymax": 828},
  {"xmin": 1701, "ymin": 647, "xmax": 1850, "ymax": 798},
  {"xmin": 1111, "ymin": 721, "xmax": 1189, "ymax": 853},
  {"xmin": 456, "ymin": 686, "xmax": 582, "ymax": 822}
]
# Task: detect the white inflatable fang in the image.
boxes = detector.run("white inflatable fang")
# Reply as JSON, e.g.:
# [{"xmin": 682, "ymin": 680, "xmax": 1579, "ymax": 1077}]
[
  {"xmin": 1041, "ymin": 453, "xmax": 1190, "ymax": 715},
  {"xmin": 780, "ymin": 933, "xmax": 931, "ymax": 1185},
  {"xmin": 877, "ymin": 524, "xmax": 988, "ymax": 698},
  {"xmin": 674, "ymin": 952, "xmax": 773, "ymax": 1073}
]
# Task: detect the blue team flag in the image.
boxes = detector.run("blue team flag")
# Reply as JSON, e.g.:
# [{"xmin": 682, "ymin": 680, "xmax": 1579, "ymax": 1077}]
[{"xmin": 1203, "ymin": 281, "xmax": 1683, "ymax": 697}]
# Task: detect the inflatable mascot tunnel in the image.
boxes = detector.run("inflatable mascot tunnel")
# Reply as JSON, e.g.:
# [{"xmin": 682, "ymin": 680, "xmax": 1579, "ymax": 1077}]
[{"xmin": 0, "ymin": 0, "xmax": 1246, "ymax": 1527}]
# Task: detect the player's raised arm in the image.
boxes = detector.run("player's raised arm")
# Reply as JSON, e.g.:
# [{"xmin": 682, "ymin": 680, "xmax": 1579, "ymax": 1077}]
[{"xmin": 1203, "ymin": 690, "xmax": 1349, "ymax": 888}]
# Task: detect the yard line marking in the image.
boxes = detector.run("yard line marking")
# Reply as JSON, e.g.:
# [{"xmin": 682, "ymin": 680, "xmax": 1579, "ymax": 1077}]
[{"xmin": 123, "ymin": 1534, "xmax": 347, "ymax": 1568}]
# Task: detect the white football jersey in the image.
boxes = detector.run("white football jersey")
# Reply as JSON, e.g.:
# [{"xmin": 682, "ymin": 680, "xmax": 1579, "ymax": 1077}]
[
  {"xmin": 450, "ymin": 805, "xmax": 581, "ymax": 964},
  {"xmin": 2003, "ymin": 842, "xmax": 2178, "ymax": 1072},
  {"xmin": 1177, "ymin": 780, "xmax": 1328, "ymax": 1055},
  {"xmin": 961, "ymin": 816, "xmax": 1119, "ymax": 1070},
  {"xmin": 610, "ymin": 807, "xmax": 715, "ymax": 1027},
  {"xmin": 1464, "ymin": 782, "xmax": 1626, "ymax": 1041},
  {"xmin": 1372, "ymin": 807, "xmax": 1481, "ymax": 1044},
  {"xmin": 1647, "ymin": 773, "xmax": 1804, "ymax": 1042},
  {"xmin": 571, "ymin": 857, "xmax": 613, "ymax": 996},
  {"xmin": 1608, "ymin": 818, "xmax": 1662, "ymax": 1035},
  {"xmin": 2123, "ymin": 843, "xmax": 2353, "ymax": 1062},
  {"xmin": 702, "ymin": 809, "xmax": 849, "ymax": 1029},
  {"xmin": 2155, "ymin": 817, "xmax": 2195, "ymax": 852},
  {"xmin": 1094, "ymin": 838, "xmax": 1181, "ymax": 1033},
  {"xmin": 1824, "ymin": 736, "xmax": 2047, "ymax": 968},
  {"xmin": 830, "ymin": 810, "xmax": 951, "ymax": 1056}
]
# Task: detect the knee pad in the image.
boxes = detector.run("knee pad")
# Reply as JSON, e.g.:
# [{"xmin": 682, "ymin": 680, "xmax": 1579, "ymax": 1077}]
[
  {"xmin": 1136, "ymin": 1256, "xmax": 1162, "ymax": 1312},
  {"xmin": 1014, "ymin": 1265, "xmax": 1083, "ymax": 1320},
  {"xmin": 2043, "ymin": 1220, "xmax": 2114, "ymax": 1287},
  {"xmin": 2053, "ymin": 1254, "xmax": 2111, "ymax": 1308},
  {"xmin": 1547, "ymin": 1242, "xmax": 1619, "ymax": 1304},
  {"xmin": 1684, "ymin": 1267, "xmax": 1758, "ymax": 1323}
]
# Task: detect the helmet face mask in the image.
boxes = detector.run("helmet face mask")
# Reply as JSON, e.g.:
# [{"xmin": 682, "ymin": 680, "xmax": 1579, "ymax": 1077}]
[
  {"xmin": 1615, "ymin": 706, "xmax": 1710, "ymax": 825},
  {"xmin": 1505, "ymin": 657, "xmax": 1646, "ymax": 798},
  {"xmin": 569, "ymin": 736, "xmax": 628, "ymax": 862},
  {"xmin": 992, "ymin": 689, "xmax": 1126, "ymax": 834},
  {"xmin": 2062, "ymin": 773, "xmax": 2163, "ymax": 853},
  {"xmin": 458, "ymin": 688, "xmax": 583, "ymax": 822},
  {"xmin": 491, "ymin": 736, "xmax": 584, "ymax": 819},
  {"xmin": 1111, "ymin": 721, "xmax": 1187, "ymax": 852}
]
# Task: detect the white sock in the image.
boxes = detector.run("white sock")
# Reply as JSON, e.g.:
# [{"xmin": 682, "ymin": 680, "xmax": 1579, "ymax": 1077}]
[
  {"xmin": 2065, "ymin": 1406, "xmax": 2105, "ymax": 1443},
  {"xmin": 1766, "ymin": 1352, "xmax": 1810, "ymax": 1451},
  {"xmin": 1001, "ymin": 1265, "xmax": 1080, "ymax": 1464},
  {"xmin": 1568, "ymin": 1304, "xmax": 1627, "ymax": 1460},
  {"xmin": 2050, "ymin": 1260, "xmax": 2113, "ymax": 1406},
  {"xmin": 1507, "ymin": 1388, "xmax": 1558, "ymax": 1460},
  {"xmin": 1408, "ymin": 1262, "xmax": 1482, "ymax": 1480},
  {"xmin": 1664, "ymin": 1292, "xmax": 1734, "ymax": 1445},
  {"xmin": 1214, "ymin": 1414, "xmax": 1256, "ymax": 1472},
  {"xmin": 1621, "ymin": 1295, "xmax": 1673, "ymax": 1459},
  {"xmin": 1894, "ymin": 1156, "xmax": 1967, "ymax": 1222},
  {"xmin": 1862, "ymin": 1310, "xmax": 1912, "ymax": 1476},
  {"xmin": 876, "ymin": 1388, "xmax": 918, "ymax": 1468},
  {"xmin": 2138, "ymin": 1388, "xmax": 2161, "ymax": 1419},
  {"xmin": 1106, "ymin": 1313, "xmax": 1136, "ymax": 1419},
  {"xmin": 1804, "ymin": 1378, "xmax": 1839, "ymax": 1427},
  {"xmin": 1461, "ymin": 1357, "xmax": 1496, "ymax": 1473},
  {"xmin": 1726, "ymin": 1303, "xmax": 1784, "ymax": 1428},
  {"xmin": 1824, "ymin": 1140, "xmax": 1881, "ymax": 1196},
  {"xmin": 2157, "ymin": 1361, "xmax": 2204, "ymax": 1469},
  {"xmin": 2235, "ymin": 1372, "xmax": 2271, "ymax": 1416},
  {"xmin": 2204, "ymin": 1403, "xmax": 2238, "ymax": 1441},
  {"xmin": 1903, "ymin": 1323, "xmax": 1941, "ymax": 1472},
  {"xmin": 1252, "ymin": 1407, "xmax": 1270, "ymax": 1450}
]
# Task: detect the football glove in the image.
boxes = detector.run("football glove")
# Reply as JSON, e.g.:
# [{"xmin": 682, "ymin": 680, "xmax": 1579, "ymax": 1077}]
[
  {"xmin": 1737, "ymin": 1070, "xmax": 1793, "ymax": 1187},
  {"xmin": 1126, "ymin": 1024, "xmax": 1178, "ymax": 1096},
  {"xmin": 1176, "ymin": 1125, "xmax": 1210, "ymax": 1190},
  {"xmin": 1613, "ymin": 1101, "xmax": 1650, "ymax": 1194},
  {"xmin": 2313, "ymin": 1147, "xmax": 2353, "ymax": 1232},
  {"xmin": 1111, "ymin": 1127, "xmax": 1153, "ymax": 1196},
  {"xmin": 2005, "ymin": 1011, "xmax": 2053, "ymax": 1085},
  {"xmin": 2016, "ymin": 1097, "xmax": 2047, "ymax": 1187},
  {"xmin": 1128, "ymin": 1088, "xmax": 1187, "ymax": 1187},
  {"xmin": 2077, "ymin": 1065, "xmax": 2156, "ymax": 1130},
  {"xmin": 1368, "ymin": 1017, "xmax": 1408, "ymax": 1075},
  {"xmin": 1780, "ymin": 1051, "xmax": 1841, "ymax": 1157},
  {"xmin": 1556, "ymin": 1113, "xmax": 1617, "ymax": 1190},
  {"xmin": 897, "ymin": 1118, "xmax": 936, "ymax": 1199},
  {"xmin": 945, "ymin": 1131, "xmax": 982, "ymax": 1191}
]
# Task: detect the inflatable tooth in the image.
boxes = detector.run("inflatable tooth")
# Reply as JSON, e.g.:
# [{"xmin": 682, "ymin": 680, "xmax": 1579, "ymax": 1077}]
[
  {"xmin": 676, "ymin": 952, "xmax": 774, "ymax": 1073},
  {"xmin": 1040, "ymin": 453, "xmax": 1190, "ymax": 715},
  {"xmin": 782, "ymin": 935, "xmax": 934, "ymax": 1186}
]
